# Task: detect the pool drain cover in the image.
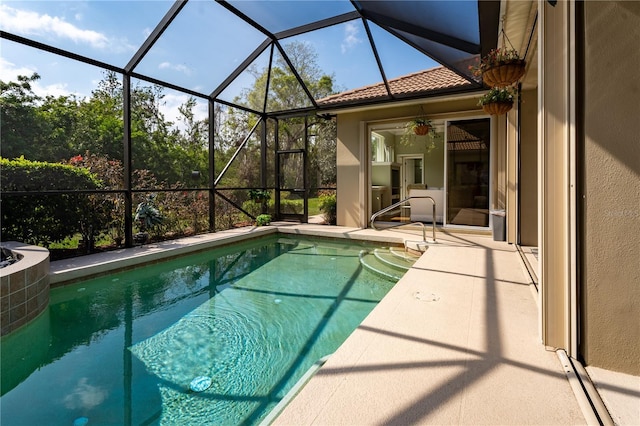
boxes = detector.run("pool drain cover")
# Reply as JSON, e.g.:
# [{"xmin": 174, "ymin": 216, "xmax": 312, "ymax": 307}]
[
  {"xmin": 73, "ymin": 417, "xmax": 89, "ymax": 426},
  {"xmin": 190, "ymin": 376, "xmax": 212, "ymax": 392}
]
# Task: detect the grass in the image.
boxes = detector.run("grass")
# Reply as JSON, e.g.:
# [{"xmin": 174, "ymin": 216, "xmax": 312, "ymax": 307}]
[{"xmin": 308, "ymin": 197, "xmax": 321, "ymax": 216}]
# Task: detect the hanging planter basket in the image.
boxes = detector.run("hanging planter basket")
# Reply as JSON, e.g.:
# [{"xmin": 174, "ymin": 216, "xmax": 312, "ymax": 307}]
[
  {"xmin": 413, "ymin": 124, "xmax": 431, "ymax": 135},
  {"xmin": 482, "ymin": 101, "xmax": 514, "ymax": 115},
  {"xmin": 482, "ymin": 60, "xmax": 526, "ymax": 87}
]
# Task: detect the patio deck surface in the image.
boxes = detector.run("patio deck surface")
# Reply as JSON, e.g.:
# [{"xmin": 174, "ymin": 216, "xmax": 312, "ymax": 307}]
[
  {"xmin": 48, "ymin": 224, "xmax": 638, "ymax": 425},
  {"xmin": 271, "ymin": 226, "xmax": 589, "ymax": 425}
]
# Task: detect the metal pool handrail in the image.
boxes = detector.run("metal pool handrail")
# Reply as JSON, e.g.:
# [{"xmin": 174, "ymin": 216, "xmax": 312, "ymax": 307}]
[{"xmin": 370, "ymin": 196, "xmax": 437, "ymax": 243}]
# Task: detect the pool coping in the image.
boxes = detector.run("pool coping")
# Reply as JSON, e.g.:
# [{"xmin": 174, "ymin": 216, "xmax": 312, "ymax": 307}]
[{"xmin": 49, "ymin": 223, "xmax": 409, "ymax": 286}]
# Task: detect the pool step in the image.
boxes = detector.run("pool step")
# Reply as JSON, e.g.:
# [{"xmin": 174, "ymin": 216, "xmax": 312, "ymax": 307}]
[
  {"xmin": 404, "ymin": 239, "xmax": 436, "ymax": 255},
  {"xmin": 359, "ymin": 248, "xmax": 419, "ymax": 281},
  {"xmin": 373, "ymin": 248, "xmax": 417, "ymax": 271}
]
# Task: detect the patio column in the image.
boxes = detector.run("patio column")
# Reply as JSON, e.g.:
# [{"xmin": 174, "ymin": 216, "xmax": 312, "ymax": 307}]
[{"xmin": 538, "ymin": 0, "xmax": 577, "ymax": 355}]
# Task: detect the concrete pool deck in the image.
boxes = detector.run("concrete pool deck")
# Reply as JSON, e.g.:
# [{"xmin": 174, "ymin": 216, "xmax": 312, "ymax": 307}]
[{"xmin": 48, "ymin": 224, "xmax": 638, "ymax": 425}]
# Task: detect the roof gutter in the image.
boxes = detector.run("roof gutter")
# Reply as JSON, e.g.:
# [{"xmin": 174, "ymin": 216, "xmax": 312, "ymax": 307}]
[{"xmin": 316, "ymin": 89, "xmax": 487, "ymax": 116}]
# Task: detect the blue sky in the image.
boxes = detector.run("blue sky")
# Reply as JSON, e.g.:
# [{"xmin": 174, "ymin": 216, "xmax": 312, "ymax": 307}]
[{"xmin": 0, "ymin": 1, "xmax": 453, "ymax": 124}]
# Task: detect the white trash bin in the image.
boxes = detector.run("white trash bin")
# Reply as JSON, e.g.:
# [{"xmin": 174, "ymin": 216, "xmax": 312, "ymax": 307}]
[{"xmin": 490, "ymin": 209, "xmax": 506, "ymax": 241}]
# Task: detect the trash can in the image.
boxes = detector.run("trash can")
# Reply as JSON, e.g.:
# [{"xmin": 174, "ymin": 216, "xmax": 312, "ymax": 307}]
[{"xmin": 490, "ymin": 209, "xmax": 506, "ymax": 241}]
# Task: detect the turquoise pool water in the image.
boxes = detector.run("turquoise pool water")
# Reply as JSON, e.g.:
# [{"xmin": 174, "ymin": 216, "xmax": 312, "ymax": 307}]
[{"xmin": 1, "ymin": 236, "xmax": 397, "ymax": 425}]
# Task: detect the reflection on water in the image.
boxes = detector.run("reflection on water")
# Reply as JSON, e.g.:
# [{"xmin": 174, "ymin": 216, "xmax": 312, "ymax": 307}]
[{"xmin": 1, "ymin": 236, "xmax": 396, "ymax": 425}]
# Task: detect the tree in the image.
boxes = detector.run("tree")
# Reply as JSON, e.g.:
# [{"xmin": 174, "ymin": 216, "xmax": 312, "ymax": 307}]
[
  {"xmin": 218, "ymin": 41, "xmax": 337, "ymax": 194},
  {"xmin": 0, "ymin": 73, "xmax": 45, "ymax": 160}
]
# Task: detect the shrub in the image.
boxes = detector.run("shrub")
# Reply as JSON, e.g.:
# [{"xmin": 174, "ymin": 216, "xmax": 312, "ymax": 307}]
[
  {"xmin": 256, "ymin": 214, "xmax": 271, "ymax": 226},
  {"xmin": 241, "ymin": 199, "xmax": 263, "ymax": 217},
  {"xmin": 1, "ymin": 157, "xmax": 111, "ymax": 246},
  {"xmin": 319, "ymin": 193, "xmax": 337, "ymax": 225},
  {"xmin": 279, "ymin": 199, "xmax": 303, "ymax": 215},
  {"xmin": 247, "ymin": 189, "xmax": 271, "ymax": 203}
]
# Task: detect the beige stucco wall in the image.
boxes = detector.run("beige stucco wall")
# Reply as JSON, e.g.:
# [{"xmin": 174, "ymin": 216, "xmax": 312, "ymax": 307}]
[
  {"xmin": 519, "ymin": 89, "xmax": 538, "ymax": 247},
  {"xmin": 336, "ymin": 97, "xmax": 484, "ymax": 228},
  {"xmin": 506, "ymin": 106, "xmax": 518, "ymax": 243},
  {"xmin": 581, "ymin": 1, "xmax": 640, "ymax": 375},
  {"xmin": 503, "ymin": 89, "xmax": 538, "ymax": 246},
  {"xmin": 336, "ymin": 116, "xmax": 365, "ymax": 227}
]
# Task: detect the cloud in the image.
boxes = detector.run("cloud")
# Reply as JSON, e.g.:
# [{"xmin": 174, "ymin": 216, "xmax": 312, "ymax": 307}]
[
  {"xmin": 341, "ymin": 22, "xmax": 362, "ymax": 54},
  {"xmin": 0, "ymin": 4, "xmax": 109, "ymax": 49},
  {"xmin": 161, "ymin": 92, "xmax": 208, "ymax": 130},
  {"xmin": 0, "ymin": 58, "xmax": 34, "ymax": 82},
  {"xmin": 62, "ymin": 378, "xmax": 108, "ymax": 410},
  {"xmin": 159, "ymin": 62, "xmax": 192, "ymax": 75},
  {"xmin": 0, "ymin": 58, "xmax": 79, "ymax": 98}
]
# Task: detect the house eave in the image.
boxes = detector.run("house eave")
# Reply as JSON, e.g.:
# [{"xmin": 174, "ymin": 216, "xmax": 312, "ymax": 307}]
[{"xmin": 316, "ymin": 87, "xmax": 487, "ymax": 116}]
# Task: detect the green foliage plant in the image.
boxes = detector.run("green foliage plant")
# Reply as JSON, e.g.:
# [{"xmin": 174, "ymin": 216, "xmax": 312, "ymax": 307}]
[
  {"xmin": 405, "ymin": 117, "xmax": 433, "ymax": 135},
  {"xmin": 134, "ymin": 194, "xmax": 163, "ymax": 232},
  {"xmin": 400, "ymin": 117, "xmax": 436, "ymax": 151},
  {"xmin": 318, "ymin": 192, "xmax": 337, "ymax": 225},
  {"xmin": 477, "ymin": 87, "xmax": 515, "ymax": 106},
  {"xmin": 0, "ymin": 156, "xmax": 107, "ymax": 246},
  {"xmin": 469, "ymin": 47, "xmax": 523, "ymax": 77},
  {"xmin": 256, "ymin": 214, "xmax": 271, "ymax": 226},
  {"xmin": 248, "ymin": 189, "xmax": 271, "ymax": 203},
  {"xmin": 279, "ymin": 199, "xmax": 303, "ymax": 215},
  {"xmin": 241, "ymin": 199, "xmax": 263, "ymax": 218}
]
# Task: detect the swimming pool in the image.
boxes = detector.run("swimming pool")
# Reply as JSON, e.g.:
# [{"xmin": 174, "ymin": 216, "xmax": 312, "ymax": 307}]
[{"xmin": 1, "ymin": 235, "xmax": 398, "ymax": 425}]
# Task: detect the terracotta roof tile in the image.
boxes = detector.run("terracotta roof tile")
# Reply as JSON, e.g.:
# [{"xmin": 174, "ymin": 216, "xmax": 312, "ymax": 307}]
[
  {"xmin": 318, "ymin": 66, "xmax": 473, "ymax": 106},
  {"xmin": 448, "ymin": 141, "xmax": 488, "ymax": 151}
]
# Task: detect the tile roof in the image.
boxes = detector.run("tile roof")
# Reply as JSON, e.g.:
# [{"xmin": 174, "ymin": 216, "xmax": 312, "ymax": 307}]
[
  {"xmin": 318, "ymin": 66, "xmax": 474, "ymax": 106},
  {"xmin": 448, "ymin": 141, "xmax": 488, "ymax": 151},
  {"xmin": 447, "ymin": 124, "xmax": 481, "ymax": 142}
]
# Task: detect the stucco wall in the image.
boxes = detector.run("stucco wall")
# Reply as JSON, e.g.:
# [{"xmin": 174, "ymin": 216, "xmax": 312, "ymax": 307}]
[
  {"xmin": 581, "ymin": 1, "xmax": 640, "ymax": 375},
  {"xmin": 336, "ymin": 97, "xmax": 484, "ymax": 228},
  {"xmin": 519, "ymin": 89, "xmax": 538, "ymax": 246},
  {"xmin": 336, "ymin": 115, "xmax": 364, "ymax": 227}
]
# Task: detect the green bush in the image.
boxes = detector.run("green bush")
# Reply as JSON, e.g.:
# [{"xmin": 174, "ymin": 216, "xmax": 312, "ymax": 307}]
[
  {"xmin": 241, "ymin": 199, "xmax": 263, "ymax": 217},
  {"xmin": 1, "ymin": 156, "xmax": 109, "ymax": 246},
  {"xmin": 319, "ymin": 193, "xmax": 337, "ymax": 225},
  {"xmin": 247, "ymin": 189, "xmax": 271, "ymax": 203},
  {"xmin": 256, "ymin": 214, "xmax": 271, "ymax": 226},
  {"xmin": 279, "ymin": 199, "xmax": 303, "ymax": 215}
]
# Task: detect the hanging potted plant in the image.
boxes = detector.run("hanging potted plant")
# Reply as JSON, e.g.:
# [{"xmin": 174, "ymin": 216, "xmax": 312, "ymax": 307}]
[
  {"xmin": 478, "ymin": 87, "xmax": 515, "ymax": 115},
  {"xmin": 406, "ymin": 117, "xmax": 433, "ymax": 136},
  {"xmin": 471, "ymin": 46, "xmax": 526, "ymax": 88}
]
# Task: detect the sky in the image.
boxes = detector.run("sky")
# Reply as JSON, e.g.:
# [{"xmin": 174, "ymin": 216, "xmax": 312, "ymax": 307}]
[{"xmin": 0, "ymin": 1, "xmax": 463, "ymax": 126}]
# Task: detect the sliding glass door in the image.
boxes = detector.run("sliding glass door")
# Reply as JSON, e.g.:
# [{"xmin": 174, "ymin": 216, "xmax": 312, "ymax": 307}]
[{"xmin": 446, "ymin": 118, "xmax": 491, "ymax": 227}]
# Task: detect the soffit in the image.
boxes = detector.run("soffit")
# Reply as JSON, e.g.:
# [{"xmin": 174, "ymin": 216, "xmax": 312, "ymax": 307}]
[{"xmin": 502, "ymin": 0, "xmax": 538, "ymax": 90}]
